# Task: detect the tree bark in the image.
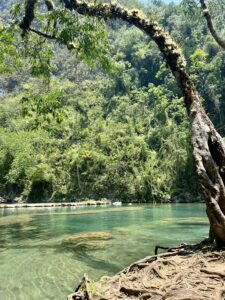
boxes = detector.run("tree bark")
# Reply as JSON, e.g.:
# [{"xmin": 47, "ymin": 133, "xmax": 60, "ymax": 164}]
[{"xmin": 20, "ymin": 0, "xmax": 225, "ymax": 245}]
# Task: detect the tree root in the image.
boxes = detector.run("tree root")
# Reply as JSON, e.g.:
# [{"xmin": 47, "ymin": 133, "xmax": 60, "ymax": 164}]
[
  {"xmin": 69, "ymin": 242, "xmax": 225, "ymax": 300},
  {"xmin": 200, "ymin": 268, "xmax": 225, "ymax": 278},
  {"xmin": 120, "ymin": 286, "xmax": 148, "ymax": 296},
  {"xmin": 67, "ymin": 274, "xmax": 91, "ymax": 300},
  {"xmin": 155, "ymin": 245, "xmax": 170, "ymax": 255}
]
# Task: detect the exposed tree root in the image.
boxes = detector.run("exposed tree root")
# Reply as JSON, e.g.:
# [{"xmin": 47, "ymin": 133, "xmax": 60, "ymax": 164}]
[
  {"xmin": 68, "ymin": 241, "xmax": 225, "ymax": 300},
  {"xmin": 68, "ymin": 274, "xmax": 91, "ymax": 300}
]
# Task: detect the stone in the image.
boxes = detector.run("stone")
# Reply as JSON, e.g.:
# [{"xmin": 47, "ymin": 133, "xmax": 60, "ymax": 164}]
[{"xmin": 61, "ymin": 232, "xmax": 112, "ymax": 251}]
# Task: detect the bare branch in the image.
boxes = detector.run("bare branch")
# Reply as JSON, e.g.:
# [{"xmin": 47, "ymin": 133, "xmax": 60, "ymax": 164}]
[{"xmin": 200, "ymin": 0, "xmax": 225, "ymax": 50}]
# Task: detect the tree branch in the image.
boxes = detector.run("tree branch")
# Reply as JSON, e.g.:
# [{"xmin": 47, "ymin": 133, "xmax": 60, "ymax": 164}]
[
  {"xmin": 20, "ymin": 0, "xmax": 38, "ymax": 32},
  {"xmin": 200, "ymin": 0, "xmax": 225, "ymax": 50},
  {"xmin": 61, "ymin": 1, "xmax": 196, "ymax": 110},
  {"xmin": 29, "ymin": 27, "xmax": 56, "ymax": 39},
  {"xmin": 20, "ymin": 0, "xmax": 194, "ymax": 109},
  {"xmin": 20, "ymin": 0, "xmax": 79, "ymax": 52}
]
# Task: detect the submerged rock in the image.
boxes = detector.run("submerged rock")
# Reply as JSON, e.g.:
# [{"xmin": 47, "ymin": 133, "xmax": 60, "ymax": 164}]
[
  {"xmin": 61, "ymin": 232, "xmax": 112, "ymax": 251},
  {"xmin": 0, "ymin": 215, "xmax": 33, "ymax": 227}
]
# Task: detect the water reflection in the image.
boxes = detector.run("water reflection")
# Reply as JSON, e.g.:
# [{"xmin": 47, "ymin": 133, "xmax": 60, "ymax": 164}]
[{"xmin": 0, "ymin": 204, "xmax": 208, "ymax": 300}]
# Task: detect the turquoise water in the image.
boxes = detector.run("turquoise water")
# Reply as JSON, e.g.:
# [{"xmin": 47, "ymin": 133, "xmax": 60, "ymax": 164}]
[{"xmin": 0, "ymin": 204, "xmax": 208, "ymax": 300}]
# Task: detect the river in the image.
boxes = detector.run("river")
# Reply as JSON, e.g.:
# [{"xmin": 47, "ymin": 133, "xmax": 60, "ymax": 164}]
[{"xmin": 0, "ymin": 204, "xmax": 208, "ymax": 299}]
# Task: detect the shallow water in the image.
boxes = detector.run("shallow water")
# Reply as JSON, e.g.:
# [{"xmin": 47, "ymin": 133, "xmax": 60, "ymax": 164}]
[{"xmin": 0, "ymin": 204, "xmax": 208, "ymax": 300}]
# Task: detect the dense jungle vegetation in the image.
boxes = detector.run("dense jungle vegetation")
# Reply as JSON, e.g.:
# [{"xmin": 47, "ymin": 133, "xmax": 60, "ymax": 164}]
[{"xmin": 0, "ymin": 0, "xmax": 225, "ymax": 203}]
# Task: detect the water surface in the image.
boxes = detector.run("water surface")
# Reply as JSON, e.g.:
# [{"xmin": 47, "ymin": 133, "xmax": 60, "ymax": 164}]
[{"xmin": 0, "ymin": 204, "xmax": 208, "ymax": 300}]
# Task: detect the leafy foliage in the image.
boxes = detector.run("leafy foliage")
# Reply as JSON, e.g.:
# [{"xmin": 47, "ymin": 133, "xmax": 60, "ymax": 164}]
[{"xmin": 2, "ymin": 0, "xmax": 225, "ymax": 202}]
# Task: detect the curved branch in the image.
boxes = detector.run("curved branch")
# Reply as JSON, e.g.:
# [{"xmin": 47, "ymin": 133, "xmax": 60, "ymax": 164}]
[
  {"xmin": 20, "ymin": 0, "xmax": 55, "ymax": 29},
  {"xmin": 200, "ymin": 0, "xmax": 225, "ymax": 50},
  {"xmin": 20, "ymin": 0, "xmax": 194, "ymax": 110},
  {"xmin": 62, "ymin": 1, "xmax": 196, "ymax": 111}
]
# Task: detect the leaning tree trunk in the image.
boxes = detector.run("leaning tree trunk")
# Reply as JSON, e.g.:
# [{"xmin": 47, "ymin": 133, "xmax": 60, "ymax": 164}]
[{"xmin": 20, "ymin": 0, "xmax": 225, "ymax": 245}]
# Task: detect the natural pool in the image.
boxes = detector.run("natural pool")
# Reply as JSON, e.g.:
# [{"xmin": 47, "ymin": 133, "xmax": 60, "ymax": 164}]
[{"xmin": 0, "ymin": 204, "xmax": 208, "ymax": 300}]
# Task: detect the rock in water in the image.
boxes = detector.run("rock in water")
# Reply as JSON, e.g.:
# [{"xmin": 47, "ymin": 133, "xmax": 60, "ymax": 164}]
[{"xmin": 61, "ymin": 232, "xmax": 112, "ymax": 251}]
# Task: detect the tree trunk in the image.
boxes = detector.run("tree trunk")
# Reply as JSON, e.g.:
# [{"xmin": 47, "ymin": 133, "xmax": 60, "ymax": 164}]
[
  {"xmin": 186, "ymin": 86, "xmax": 225, "ymax": 245},
  {"xmin": 20, "ymin": 0, "xmax": 225, "ymax": 245}
]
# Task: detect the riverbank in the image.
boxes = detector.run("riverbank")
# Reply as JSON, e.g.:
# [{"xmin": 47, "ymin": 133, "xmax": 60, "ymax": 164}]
[
  {"xmin": 0, "ymin": 199, "xmax": 111, "ymax": 209},
  {"xmin": 69, "ymin": 241, "xmax": 225, "ymax": 300}
]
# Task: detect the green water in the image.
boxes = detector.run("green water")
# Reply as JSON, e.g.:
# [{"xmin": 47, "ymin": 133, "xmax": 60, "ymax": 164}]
[{"xmin": 0, "ymin": 204, "xmax": 208, "ymax": 300}]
